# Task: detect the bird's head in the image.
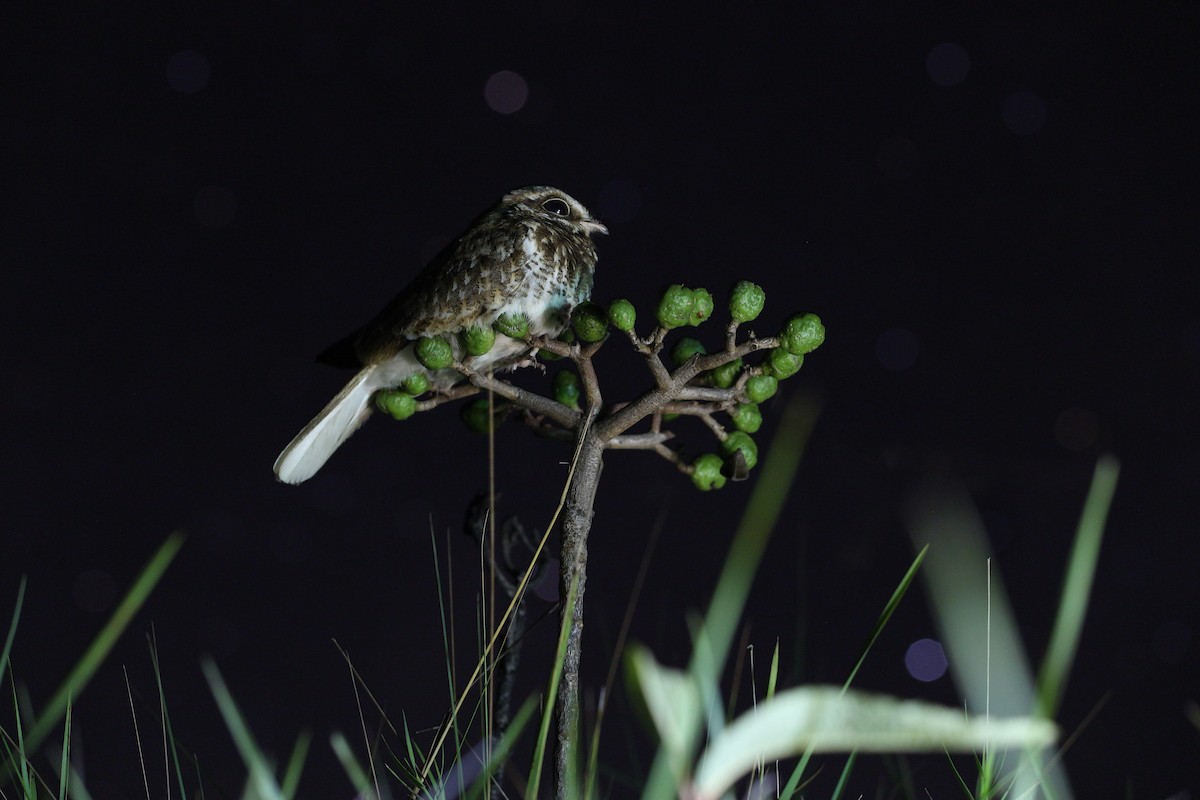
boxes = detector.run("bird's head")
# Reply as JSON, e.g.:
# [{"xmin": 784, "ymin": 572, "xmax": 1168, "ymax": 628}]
[{"xmin": 503, "ymin": 185, "xmax": 608, "ymax": 237}]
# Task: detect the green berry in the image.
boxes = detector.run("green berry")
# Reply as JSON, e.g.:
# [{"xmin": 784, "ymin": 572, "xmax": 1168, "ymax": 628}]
[
  {"xmin": 730, "ymin": 403, "xmax": 762, "ymax": 433},
  {"xmin": 729, "ymin": 280, "xmax": 766, "ymax": 323},
  {"xmin": 768, "ymin": 347, "xmax": 804, "ymax": 379},
  {"xmin": 671, "ymin": 337, "xmax": 707, "ymax": 366},
  {"xmin": 656, "ymin": 284, "xmax": 695, "ymax": 329},
  {"xmin": 780, "ymin": 313, "xmax": 825, "ymax": 355},
  {"xmin": 375, "ymin": 390, "xmax": 417, "ymax": 421},
  {"xmin": 494, "ymin": 312, "xmax": 530, "ymax": 339},
  {"xmin": 415, "ymin": 336, "xmax": 453, "ymax": 370},
  {"xmin": 709, "ymin": 357, "xmax": 743, "ymax": 389},
  {"xmin": 721, "ymin": 430, "xmax": 758, "ymax": 470},
  {"xmin": 553, "ymin": 370, "xmax": 581, "ymax": 409},
  {"xmin": 607, "ymin": 298, "xmax": 636, "ymax": 332},
  {"xmin": 572, "ymin": 302, "xmax": 608, "ymax": 343},
  {"xmin": 460, "ymin": 398, "xmax": 501, "ymax": 433},
  {"xmin": 691, "ymin": 453, "xmax": 727, "ymax": 491},
  {"xmin": 689, "ymin": 288, "xmax": 714, "ymax": 326},
  {"xmin": 461, "ymin": 325, "xmax": 496, "ymax": 356},
  {"xmin": 745, "ymin": 374, "xmax": 778, "ymax": 403},
  {"xmin": 402, "ymin": 373, "xmax": 430, "ymax": 396}
]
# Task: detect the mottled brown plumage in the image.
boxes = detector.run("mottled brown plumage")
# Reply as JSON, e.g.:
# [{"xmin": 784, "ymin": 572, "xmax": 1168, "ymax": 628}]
[{"xmin": 274, "ymin": 186, "xmax": 606, "ymax": 484}]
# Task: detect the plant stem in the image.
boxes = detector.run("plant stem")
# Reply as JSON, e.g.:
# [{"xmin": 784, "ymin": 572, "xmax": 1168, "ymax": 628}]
[{"xmin": 554, "ymin": 414, "xmax": 605, "ymax": 800}]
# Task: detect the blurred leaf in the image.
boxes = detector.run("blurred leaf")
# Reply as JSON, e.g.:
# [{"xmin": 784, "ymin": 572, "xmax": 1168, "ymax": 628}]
[
  {"xmin": 627, "ymin": 646, "xmax": 702, "ymax": 781},
  {"xmin": 692, "ymin": 686, "xmax": 1057, "ymax": 800}
]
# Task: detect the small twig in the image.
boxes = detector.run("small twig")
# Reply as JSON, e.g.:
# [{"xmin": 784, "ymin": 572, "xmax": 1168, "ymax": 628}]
[
  {"xmin": 574, "ymin": 344, "xmax": 605, "ymax": 412},
  {"xmin": 696, "ymin": 411, "xmax": 727, "ymax": 440},
  {"xmin": 458, "ymin": 363, "xmax": 582, "ymax": 429},
  {"xmin": 606, "ymin": 430, "xmax": 675, "ymax": 449},
  {"xmin": 644, "ymin": 350, "xmax": 673, "ymax": 389},
  {"xmin": 660, "ymin": 400, "xmax": 733, "ymax": 416},
  {"xmin": 655, "ymin": 442, "xmax": 692, "ymax": 471},
  {"xmin": 528, "ymin": 334, "xmax": 574, "ymax": 359},
  {"xmin": 692, "ymin": 335, "xmax": 780, "ymax": 370},
  {"xmin": 648, "ymin": 326, "xmax": 669, "ymax": 354},
  {"xmin": 599, "ymin": 335, "xmax": 779, "ymax": 441},
  {"xmin": 673, "ymin": 386, "xmax": 739, "ymax": 403},
  {"xmin": 624, "ymin": 327, "xmax": 652, "ymax": 355},
  {"xmin": 415, "ymin": 384, "xmax": 482, "ymax": 411},
  {"xmin": 522, "ymin": 420, "xmax": 576, "ymax": 442}
]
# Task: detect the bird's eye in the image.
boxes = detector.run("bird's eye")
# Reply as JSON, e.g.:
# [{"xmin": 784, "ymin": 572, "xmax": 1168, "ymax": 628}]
[{"xmin": 542, "ymin": 197, "xmax": 570, "ymax": 216}]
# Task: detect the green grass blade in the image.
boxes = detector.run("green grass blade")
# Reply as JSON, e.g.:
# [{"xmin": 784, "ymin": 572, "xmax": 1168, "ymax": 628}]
[
  {"xmin": 777, "ymin": 751, "xmax": 814, "ymax": 800},
  {"xmin": 830, "ymin": 751, "xmax": 856, "ymax": 800},
  {"xmin": 464, "ymin": 695, "xmax": 537, "ymax": 800},
  {"xmin": 57, "ymin": 700, "xmax": 71, "ymax": 799},
  {"xmin": 148, "ymin": 628, "xmax": 190, "ymax": 800},
  {"xmin": 1036, "ymin": 455, "xmax": 1119, "ymax": 718},
  {"xmin": 692, "ymin": 685, "xmax": 1055, "ymax": 798},
  {"xmin": 7, "ymin": 671, "xmax": 34, "ymax": 794},
  {"xmin": 279, "ymin": 729, "xmax": 312, "ymax": 798},
  {"xmin": 527, "ymin": 572, "xmax": 581, "ymax": 800},
  {"xmin": 766, "ymin": 641, "xmax": 779, "ymax": 701},
  {"xmin": 694, "ymin": 395, "xmax": 818, "ymax": 688},
  {"xmin": 201, "ymin": 658, "xmax": 284, "ymax": 800},
  {"xmin": 643, "ymin": 393, "xmax": 819, "ymax": 800},
  {"xmin": 784, "ymin": 545, "xmax": 926, "ymax": 795},
  {"xmin": 1, "ymin": 577, "xmax": 27, "ymax": 679},
  {"xmin": 65, "ymin": 759, "xmax": 95, "ymax": 800},
  {"xmin": 842, "ymin": 545, "xmax": 928, "ymax": 693},
  {"xmin": 27, "ymin": 532, "xmax": 185, "ymax": 754},
  {"xmin": 330, "ymin": 731, "xmax": 373, "ymax": 796}
]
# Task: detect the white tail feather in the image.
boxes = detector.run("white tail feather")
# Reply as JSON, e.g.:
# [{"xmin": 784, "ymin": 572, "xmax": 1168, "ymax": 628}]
[{"xmin": 273, "ymin": 366, "xmax": 379, "ymax": 484}]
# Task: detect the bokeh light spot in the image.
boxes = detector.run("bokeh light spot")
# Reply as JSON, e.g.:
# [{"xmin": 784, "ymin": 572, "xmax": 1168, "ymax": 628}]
[
  {"xmin": 904, "ymin": 637, "xmax": 948, "ymax": 682},
  {"xmin": 926, "ymin": 43, "xmax": 970, "ymax": 87},
  {"xmin": 597, "ymin": 179, "xmax": 643, "ymax": 224},
  {"xmin": 73, "ymin": 569, "xmax": 117, "ymax": 614},
  {"xmin": 1054, "ymin": 406, "xmax": 1098, "ymax": 451},
  {"xmin": 194, "ymin": 185, "xmax": 237, "ymax": 228},
  {"xmin": 166, "ymin": 50, "xmax": 211, "ymax": 94},
  {"xmin": 1003, "ymin": 91, "xmax": 1047, "ymax": 135},
  {"xmin": 876, "ymin": 327, "xmax": 919, "ymax": 371},
  {"xmin": 876, "ymin": 136, "xmax": 919, "ymax": 179},
  {"xmin": 484, "ymin": 70, "xmax": 529, "ymax": 114}
]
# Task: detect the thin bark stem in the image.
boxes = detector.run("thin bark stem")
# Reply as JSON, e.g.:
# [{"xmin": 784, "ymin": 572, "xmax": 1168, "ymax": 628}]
[{"xmin": 553, "ymin": 411, "xmax": 604, "ymax": 800}]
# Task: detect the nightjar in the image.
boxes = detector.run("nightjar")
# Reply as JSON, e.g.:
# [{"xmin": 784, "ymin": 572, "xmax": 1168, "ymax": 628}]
[{"xmin": 274, "ymin": 186, "xmax": 607, "ymax": 484}]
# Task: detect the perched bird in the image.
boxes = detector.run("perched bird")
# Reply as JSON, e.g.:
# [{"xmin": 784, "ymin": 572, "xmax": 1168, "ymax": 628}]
[{"xmin": 273, "ymin": 186, "xmax": 607, "ymax": 484}]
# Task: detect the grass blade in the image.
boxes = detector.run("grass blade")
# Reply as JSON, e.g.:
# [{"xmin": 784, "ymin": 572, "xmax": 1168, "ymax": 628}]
[
  {"xmin": 26, "ymin": 533, "xmax": 185, "ymax": 756},
  {"xmin": 202, "ymin": 658, "xmax": 284, "ymax": 800},
  {"xmin": 842, "ymin": 545, "xmax": 928, "ymax": 693},
  {"xmin": 1, "ymin": 578, "xmax": 27, "ymax": 679},
  {"xmin": 1036, "ymin": 455, "xmax": 1119, "ymax": 717},
  {"xmin": 643, "ymin": 393, "xmax": 819, "ymax": 799},
  {"xmin": 527, "ymin": 572, "xmax": 580, "ymax": 800}
]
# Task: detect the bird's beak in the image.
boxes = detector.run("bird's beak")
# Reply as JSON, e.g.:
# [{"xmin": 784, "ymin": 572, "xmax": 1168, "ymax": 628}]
[{"xmin": 583, "ymin": 218, "xmax": 609, "ymax": 235}]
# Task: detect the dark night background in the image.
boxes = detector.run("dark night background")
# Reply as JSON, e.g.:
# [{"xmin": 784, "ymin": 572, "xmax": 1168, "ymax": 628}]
[{"xmin": 4, "ymin": 2, "xmax": 1198, "ymax": 797}]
